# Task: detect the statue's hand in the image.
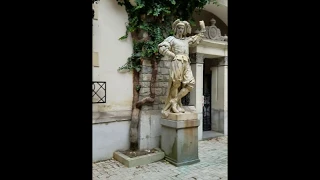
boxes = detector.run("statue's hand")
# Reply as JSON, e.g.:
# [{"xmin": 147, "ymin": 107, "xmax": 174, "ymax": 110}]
[{"xmin": 167, "ymin": 51, "xmax": 176, "ymax": 59}]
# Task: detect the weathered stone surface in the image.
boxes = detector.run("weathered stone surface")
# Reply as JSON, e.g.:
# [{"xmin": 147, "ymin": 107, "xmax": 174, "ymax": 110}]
[
  {"xmin": 153, "ymin": 96, "xmax": 160, "ymax": 104},
  {"xmin": 142, "ymin": 66, "xmax": 152, "ymax": 74},
  {"xmin": 163, "ymin": 75, "xmax": 170, "ymax": 81},
  {"xmin": 164, "ymin": 61, "xmax": 171, "ymax": 68},
  {"xmin": 156, "ymin": 75, "xmax": 164, "ymax": 81},
  {"xmin": 140, "ymin": 74, "xmax": 152, "ymax": 81},
  {"xmin": 158, "ymin": 82, "xmax": 168, "ymax": 88},
  {"xmin": 161, "ymin": 55, "xmax": 171, "ymax": 61},
  {"xmin": 140, "ymin": 82, "xmax": 150, "ymax": 88},
  {"xmin": 159, "ymin": 96, "xmax": 167, "ymax": 103},
  {"xmin": 139, "ymin": 110, "xmax": 162, "ymax": 149},
  {"xmin": 159, "ymin": 61, "xmax": 164, "ymax": 67},
  {"xmin": 153, "ymin": 104, "xmax": 159, "ymax": 110},
  {"xmin": 161, "ymin": 68, "xmax": 169, "ymax": 75},
  {"xmin": 155, "ymin": 88, "xmax": 162, "ymax": 96},
  {"xmin": 139, "ymin": 88, "xmax": 150, "ymax": 96},
  {"xmin": 142, "ymin": 59, "xmax": 152, "ymax": 66},
  {"xmin": 211, "ymin": 109, "xmax": 227, "ymax": 134},
  {"xmin": 141, "ymin": 105, "xmax": 153, "ymax": 110},
  {"xmin": 161, "ymin": 118, "xmax": 200, "ymax": 167},
  {"xmin": 162, "ymin": 88, "xmax": 167, "ymax": 95},
  {"xmin": 158, "ymin": 104, "xmax": 165, "ymax": 109}
]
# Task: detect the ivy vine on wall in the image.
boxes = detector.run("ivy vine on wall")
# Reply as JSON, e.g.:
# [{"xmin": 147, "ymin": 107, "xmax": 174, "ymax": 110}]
[{"xmin": 116, "ymin": 0, "xmax": 219, "ymax": 72}]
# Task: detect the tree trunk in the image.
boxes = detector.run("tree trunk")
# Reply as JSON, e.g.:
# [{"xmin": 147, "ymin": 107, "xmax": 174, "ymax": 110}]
[
  {"xmin": 129, "ymin": 70, "xmax": 140, "ymax": 150},
  {"xmin": 130, "ymin": 59, "xmax": 158, "ymax": 151},
  {"xmin": 136, "ymin": 59, "xmax": 158, "ymax": 108}
]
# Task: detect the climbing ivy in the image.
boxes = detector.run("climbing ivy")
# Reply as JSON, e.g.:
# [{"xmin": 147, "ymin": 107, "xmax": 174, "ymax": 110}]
[{"xmin": 116, "ymin": 0, "xmax": 219, "ymax": 72}]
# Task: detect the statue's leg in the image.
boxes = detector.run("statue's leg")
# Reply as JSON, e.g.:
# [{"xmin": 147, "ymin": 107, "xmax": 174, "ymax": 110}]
[
  {"xmin": 170, "ymin": 81, "xmax": 181, "ymax": 113},
  {"xmin": 176, "ymin": 85, "xmax": 193, "ymax": 101},
  {"xmin": 176, "ymin": 62, "xmax": 195, "ymax": 112}
]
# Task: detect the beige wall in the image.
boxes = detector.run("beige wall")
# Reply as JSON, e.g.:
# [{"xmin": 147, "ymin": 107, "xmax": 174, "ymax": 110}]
[{"xmin": 93, "ymin": 0, "xmax": 133, "ymax": 112}]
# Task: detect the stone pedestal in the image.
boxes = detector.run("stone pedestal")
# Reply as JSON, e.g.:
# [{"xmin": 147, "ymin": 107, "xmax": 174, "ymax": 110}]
[{"xmin": 160, "ymin": 112, "xmax": 200, "ymax": 167}]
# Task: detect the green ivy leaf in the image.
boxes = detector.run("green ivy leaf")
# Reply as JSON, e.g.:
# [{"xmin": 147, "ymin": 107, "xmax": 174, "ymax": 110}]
[
  {"xmin": 170, "ymin": 0, "xmax": 176, "ymax": 5},
  {"xmin": 119, "ymin": 35, "xmax": 128, "ymax": 40},
  {"xmin": 147, "ymin": 9, "xmax": 153, "ymax": 15},
  {"xmin": 134, "ymin": 3, "xmax": 145, "ymax": 11}
]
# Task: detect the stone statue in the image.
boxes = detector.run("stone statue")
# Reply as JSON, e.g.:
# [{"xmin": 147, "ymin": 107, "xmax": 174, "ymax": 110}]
[{"xmin": 158, "ymin": 19, "xmax": 205, "ymax": 117}]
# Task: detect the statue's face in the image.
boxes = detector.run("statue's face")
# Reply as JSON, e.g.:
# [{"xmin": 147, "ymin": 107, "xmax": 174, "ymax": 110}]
[{"xmin": 176, "ymin": 25, "xmax": 185, "ymax": 36}]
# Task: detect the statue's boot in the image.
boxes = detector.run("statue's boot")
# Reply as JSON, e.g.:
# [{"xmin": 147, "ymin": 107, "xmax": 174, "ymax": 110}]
[
  {"xmin": 170, "ymin": 98, "xmax": 180, "ymax": 113},
  {"xmin": 177, "ymin": 105, "xmax": 185, "ymax": 113},
  {"xmin": 176, "ymin": 87, "xmax": 189, "ymax": 113}
]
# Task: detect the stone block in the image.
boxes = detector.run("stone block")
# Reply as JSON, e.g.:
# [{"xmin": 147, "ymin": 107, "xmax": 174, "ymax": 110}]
[
  {"xmin": 140, "ymin": 82, "xmax": 150, "ymax": 88},
  {"xmin": 163, "ymin": 75, "xmax": 170, "ymax": 81},
  {"xmin": 162, "ymin": 88, "xmax": 167, "ymax": 96},
  {"xmin": 159, "ymin": 61, "xmax": 164, "ymax": 67},
  {"xmin": 140, "ymin": 74, "xmax": 152, "ymax": 81},
  {"xmin": 139, "ymin": 110, "xmax": 162, "ymax": 150},
  {"xmin": 153, "ymin": 104, "xmax": 159, "ymax": 109},
  {"xmin": 141, "ymin": 105, "xmax": 153, "ymax": 110},
  {"xmin": 161, "ymin": 68, "xmax": 169, "ymax": 75},
  {"xmin": 211, "ymin": 109, "xmax": 227, "ymax": 134},
  {"xmin": 150, "ymin": 113, "xmax": 161, "ymax": 137},
  {"xmin": 164, "ymin": 61, "xmax": 171, "ymax": 68},
  {"xmin": 159, "ymin": 96, "xmax": 167, "ymax": 103},
  {"xmin": 158, "ymin": 82, "xmax": 168, "ymax": 88},
  {"xmin": 139, "ymin": 88, "xmax": 150, "ymax": 96},
  {"xmin": 142, "ymin": 59, "xmax": 152, "ymax": 66},
  {"xmin": 157, "ymin": 75, "xmax": 164, "ymax": 81},
  {"xmin": 142, "ymin": 66, "xmax": 152, "ymax": 74},
  {"xmin": 155, "ymin": 88, "xmax": 162, "ymax": 96}
]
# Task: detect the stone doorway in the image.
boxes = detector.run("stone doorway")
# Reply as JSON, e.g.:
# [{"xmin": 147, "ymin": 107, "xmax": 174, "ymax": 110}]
[
  {"xmin": 202, "ymin": 58, "xmax": 225, "ymax": 139},
  {"xmin": 203, "ymin": 73, "xmax": 211, "ymax": 131}
]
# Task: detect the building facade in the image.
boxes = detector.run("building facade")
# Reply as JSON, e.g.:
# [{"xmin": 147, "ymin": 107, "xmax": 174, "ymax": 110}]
[{"xmin": 92, "ymin": 0, "xmax": 228, "ymax": 162}]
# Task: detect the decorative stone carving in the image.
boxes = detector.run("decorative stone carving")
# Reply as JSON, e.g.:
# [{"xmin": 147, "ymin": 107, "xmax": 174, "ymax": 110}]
[
  {"xmin": 203, "ymin": 18, "xmax": 227, "ymax": 42},
  {"xmin": 92, "ymin": 1, "xmax": 99, "ymax": 20},
  {"xmin": 219, "ymin": 56, "xmax": 228, "ymax": 66},
  {"xmin": 158, "ymin": 19, "xmax": 206, "ymax": 117}
]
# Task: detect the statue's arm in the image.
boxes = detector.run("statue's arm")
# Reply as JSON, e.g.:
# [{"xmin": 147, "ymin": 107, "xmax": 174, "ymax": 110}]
[
  {"xmin": 158, "ymin": 37, "xmax": 175, "ymax": 60},
  {"xmin": 188, "ymin": 32, "xmax": 205, "ymax": 47}
]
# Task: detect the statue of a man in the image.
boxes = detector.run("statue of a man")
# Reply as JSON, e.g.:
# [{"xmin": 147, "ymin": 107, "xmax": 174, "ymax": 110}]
[{"xmin": 158, "ymin": 19, "xmax": 205, "ymax": 117}]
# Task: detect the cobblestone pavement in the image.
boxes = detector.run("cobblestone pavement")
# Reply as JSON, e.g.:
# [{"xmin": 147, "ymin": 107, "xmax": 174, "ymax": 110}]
[{"xmin": 93, "ymin": 136, "xmax": 228, "ymax": 180}]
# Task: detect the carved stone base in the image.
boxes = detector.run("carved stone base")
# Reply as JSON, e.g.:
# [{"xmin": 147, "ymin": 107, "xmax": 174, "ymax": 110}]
[
  {"xmin": 161, "ymin": 106, "xmax": 198, "ymax": 120},
  {"xmin": 163, "ymin": 111, "xmax": 198, "ymax": 120},
  {"xmin": 160, "ymin": 113, "xmax": 200, "ymax": 167}
]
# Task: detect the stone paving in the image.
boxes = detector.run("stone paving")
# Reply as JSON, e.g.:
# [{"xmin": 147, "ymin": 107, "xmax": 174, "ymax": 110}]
[{"xmin": 93, "ymin": 136, "xmax": 228, "ymax": 180}]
